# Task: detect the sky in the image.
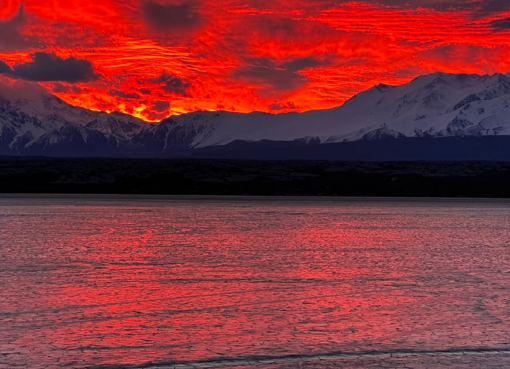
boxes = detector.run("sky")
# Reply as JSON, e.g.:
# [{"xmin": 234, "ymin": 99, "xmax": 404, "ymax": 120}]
[{"xmin": 1, "ymin": 0, "xmax": 510, "ymax": 121}]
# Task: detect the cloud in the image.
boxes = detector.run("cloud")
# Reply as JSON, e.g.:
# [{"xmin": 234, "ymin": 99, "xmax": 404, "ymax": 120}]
[
  {"xmin": 4, "ymin": 52, "xmax": 98, "ymax": 83},
  {"xmin": 490, "ymin": 17, "xmax": 510, "ymax": 30},
  {"xmin": 0, "ymin": 61, "xmax": 12, "ymax": 74},
  {"xmin": 153, "ymin": 100, "xmax": 170, "ymax": 111},
  {"xmin": 358, "ymin": 0, "xmax": 510, "ymax": 16},
  {"xmin": 141, "ymin": 0, "xmax": 202, "ymax": 32},
  {"xmin": 138, "ymin": 88, "xmax": 153, "ymax": 95},
  {"xmin": 0, "ymin": 3, "xmax": 40, "ymax": 51},
  {"xmin": 230, "ymin": 13, "xmax": 341, "ymax": 57},
  {"xmin": 0, "ymin": 75, "xmax": 50, "ymax": 101},
  {"xmin": 150, "ymin": 73, "xmax": 192, "ymax": 96},
  {"xmin": 144, "ymin": 109, "xmax": 170, "ymax": 120},
  {"xmin": 445, "ymin": 0, "xmax": 510, "ymax": 15},
  {"xmin": 108, "ymin": 89, "xmax": 140, "ymax": 99},
  {"xmin": 234, "ymin": 56, "xmax": 326, "ymax": 93},
  {"xmin": 285, "ymin": 0, "xmax": 510, "ymax": 12},
  {"xmin": 281, "ymin": 57, "xmax": 324, "ymax": 71},
  {"xmin": 52, "ymin": 82, "xmax": 83, "ymax": 93},
  {"xmin": 418, "ymin": 44, "xmax": 507, "ymax": 73},
  {"xmin": 244, "ymin": 0, "xmax": 510, "ymax": 16},
  {"xmin": 269, "ymin": 101, "xmax": 297, "ymax": 110}
]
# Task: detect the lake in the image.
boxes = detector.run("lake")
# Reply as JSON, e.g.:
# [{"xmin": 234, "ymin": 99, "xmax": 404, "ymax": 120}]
[{"xmin": 1, "ymin": 195, "xmax": 510, "ymax": 369}]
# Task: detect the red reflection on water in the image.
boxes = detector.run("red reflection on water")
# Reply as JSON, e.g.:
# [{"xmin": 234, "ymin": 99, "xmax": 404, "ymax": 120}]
[{"xmin": 1, "ymin": 198, "xmax": 510, "ymax": 368}]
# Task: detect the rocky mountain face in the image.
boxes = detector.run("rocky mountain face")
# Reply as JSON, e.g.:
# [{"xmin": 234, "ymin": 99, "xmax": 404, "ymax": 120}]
[{"xmin": 2, "ymin": 72, "xmax": 510, "ymax": 158}]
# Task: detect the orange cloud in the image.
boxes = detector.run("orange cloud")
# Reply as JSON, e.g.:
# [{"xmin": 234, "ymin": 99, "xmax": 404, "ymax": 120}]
[{"xmin": 1, "ymin": 0, "xmax": 510, "ymax": 121}]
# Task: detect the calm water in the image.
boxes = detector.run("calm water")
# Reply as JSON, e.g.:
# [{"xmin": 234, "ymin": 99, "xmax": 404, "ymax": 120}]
[{"xmin": 1, "ymin": 195, "xmax": 510, "ymax": 369}]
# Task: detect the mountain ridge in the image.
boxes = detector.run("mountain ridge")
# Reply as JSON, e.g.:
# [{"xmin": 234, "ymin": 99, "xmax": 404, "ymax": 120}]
[{"xmin": 2, "ymin": 71, "xmax": 510, "ymax": 159}]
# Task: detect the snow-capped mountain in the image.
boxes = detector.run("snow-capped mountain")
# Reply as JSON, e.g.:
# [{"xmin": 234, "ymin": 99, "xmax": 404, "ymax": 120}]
[
  {"xmin": 3, "ymin": 71, "xmax": 510, "ymax": 158},
  {"xmin": 0, "ymin": 81, "xmax": 148, "ymax": 156},
  {"xmin": 1, "ymin": 92, "xmax": 146, "ymax": 140},
  {"xmin": 131, "ymin": 72, "xmax": 510, "ymax": 155}
]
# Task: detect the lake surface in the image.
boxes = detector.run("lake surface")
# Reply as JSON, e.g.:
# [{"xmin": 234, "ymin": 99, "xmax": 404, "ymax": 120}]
[{"xmin": 1, "ymin": 195, "xmax": 510, "ymax": 369}]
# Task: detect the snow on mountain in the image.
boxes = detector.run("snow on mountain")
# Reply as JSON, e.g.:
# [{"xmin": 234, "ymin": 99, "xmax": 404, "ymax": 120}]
[
  {"xmin": 132, "ymin": 72, "xmax": 510, "ymax": 154},
  {"xmin": 2, "ymin": 93, "xmax": 147, "ymax": 140},
  {"xmin": 0, "ymin": 78, "xmax": 148, "ymax": 155},
  {"xmin": 85, "ymin": 114, "xmax": 145, "ymax": 141},
  {"xmin": 3, "ymin": 71, "xmax": 510, "ymax": 158}
]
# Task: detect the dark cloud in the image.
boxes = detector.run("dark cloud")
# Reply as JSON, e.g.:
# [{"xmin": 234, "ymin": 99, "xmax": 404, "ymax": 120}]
[
  {"xmin": 237, "ymin": 13, "xmax": 339, "ymax": 51},
  {"xmin": 144, "ymin": 109, "xmax": 170, "ymax": 120},
  {"xmin": 0, "ymin": 61, "xmax": 12, "ymax": 74},
  {"xmin": 248, "ymin": 0, "xmax": 510, "ymax": 16},
  {"xmin": 490, "ymin": 17, "xmax": 510, "ymax": 30},
  {"xmin": 0, "ymin": 4, "xmax": 106, "ymax": 50},
  {"xmin": 294, "ymin": 0, "xmax": 510, "ymax": 12},
  {"xmin": 141, "ymin": 0, "xmax": 202, "ymax": 32},
  {"xmin": 0, "ymin": 4, "xmax": 40, "ymax": 51},
  {"xmin": 359, "ymin": 0, "xmax": 510, "ymax": 16},
  {"xmin": 357, "ymin": 0, "xmax": 459, "ymax": 8},
  {"xmin": 52, "ymin": 82, "xmax": 83, "ymax": 93},
  {"xmin": 108, "ymin": 89, "xmax": 140, "ymax": 99},
  {"xmin": 234, "ymin": 57, "xmax": 326, "ymax": 93},
  {"xmin": 0, "ymin": 75, "xmax": 49, "ymax": 100},
  {"xmin": 450, "ymin": 0, "xmax": 510, "ymax": 15},
  {"xmin": 8, "ymin": 53, "xmax": 98, "ymax": 83},
  {"xmin": 269, "ymin": 101, "xmax": 297, "ymax": 110},
  {"xmin": 478, "ymin": 0, "xmax": 510, "ymax": 14},
  {"xmin": 281, "ymin": 57, "xmax": 323, "ymax": 71},
  {"xmin": 150, "ymin": 73, "xmax": 192, "ymax": 96},
  {"xmin": 153, "ymin": 101, "xmax": 170, "ymax": 111}
]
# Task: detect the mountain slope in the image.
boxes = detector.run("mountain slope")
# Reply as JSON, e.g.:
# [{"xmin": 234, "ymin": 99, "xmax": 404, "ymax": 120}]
[
  {"xmin": 129, "ymin": 72, "xmax": 510, "ymax": 156},
  {"xmin": 0, "ymin": 80, "xmax": 148, "ymax": 156},
  {"xmin": 3, "ymin": 72, "xmax": 510, "ymax": 159}
]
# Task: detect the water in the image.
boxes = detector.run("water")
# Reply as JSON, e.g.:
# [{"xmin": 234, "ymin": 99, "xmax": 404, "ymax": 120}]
[{"xmin": 1, "ymin": 195, "xmax": 510, "ymax": 369}]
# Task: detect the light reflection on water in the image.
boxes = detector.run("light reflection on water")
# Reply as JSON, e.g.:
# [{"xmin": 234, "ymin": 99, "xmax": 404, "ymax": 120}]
[{"xmin": 1, "ymin": 195, "xmax": 510, "ymax": 368}]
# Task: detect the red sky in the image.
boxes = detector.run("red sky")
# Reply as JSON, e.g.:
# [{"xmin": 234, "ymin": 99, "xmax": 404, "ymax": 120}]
[{"xmin": 1, "ymin": 0, "xmax": 510, "ymax": 121}]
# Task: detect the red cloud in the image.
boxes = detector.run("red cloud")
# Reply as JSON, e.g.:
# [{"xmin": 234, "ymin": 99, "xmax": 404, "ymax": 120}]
[{"xmin": 0, "ymin": 0, "xmax": 509, "ymax": 122}]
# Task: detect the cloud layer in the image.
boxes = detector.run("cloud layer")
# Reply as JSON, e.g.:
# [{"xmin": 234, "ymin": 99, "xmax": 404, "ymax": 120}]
[
  {"xmin": 0, "ymin": 52, "xmax": 98, "ymax": 83},
  {"xmin": 141, "ymin": 0, "xmax": 203, "ymax": 32},
  {"xmin": 0, "ymin": 0, "xmax": 510, "ymax": 121}
]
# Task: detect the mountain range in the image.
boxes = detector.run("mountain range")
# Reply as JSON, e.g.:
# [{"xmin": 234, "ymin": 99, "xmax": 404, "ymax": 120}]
[{"xmin": 3, "ymin": 72, "xmax": 510, "ymax": 160}]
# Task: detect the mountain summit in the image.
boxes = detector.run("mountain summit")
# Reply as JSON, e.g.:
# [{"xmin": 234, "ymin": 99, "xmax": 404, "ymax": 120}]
[
  {"xmin": 2, "ymin": 72, "xmax": 510, "ymax": 159},
  {"xmin": 0, "ymin": 79, "xmax": 146, "ymax": 156}
]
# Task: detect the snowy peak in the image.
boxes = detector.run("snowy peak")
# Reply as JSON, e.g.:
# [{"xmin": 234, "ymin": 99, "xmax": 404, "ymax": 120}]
[
  {"xmin": 3, "ymin": 71, "xmax": 510, "ymax": 158},
  {"xmin": 126, "ymin": 72, "xmax": 510, "ymax": 157},
  {"xmin": 12, "ymin": 94, "xmax": 147, "ymax": 139},
  {"xmin": 0, "ymin": 79, "xmax": 148, "ymax": 143},
  {"xmin": 85, "ymin": 116, "xmax": 145, "ymax": 140},
  {"xmin": 0, "ymin": 78, "xmax": 150, "ymax": 155},
  {"xmin": 361, "ymin": 125, "xmax": 406, "ymax": 141}
]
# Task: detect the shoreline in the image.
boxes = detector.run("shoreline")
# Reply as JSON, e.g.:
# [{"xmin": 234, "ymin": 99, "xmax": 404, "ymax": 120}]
[{"xmin": 1, "ymin": 158, "xmax": 510, "ymax": 198}]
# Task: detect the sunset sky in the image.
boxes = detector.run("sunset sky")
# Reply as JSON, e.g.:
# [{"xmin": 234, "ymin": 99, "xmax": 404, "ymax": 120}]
[{"xmin": 1, "ymin": 0, "xmax": 510, "ymax": 121}]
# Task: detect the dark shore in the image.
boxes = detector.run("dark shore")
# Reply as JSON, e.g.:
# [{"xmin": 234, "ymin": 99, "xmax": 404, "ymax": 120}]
[{"xmin": 1, "ymin": 157, "xmax": 510, "ymax": 198}]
